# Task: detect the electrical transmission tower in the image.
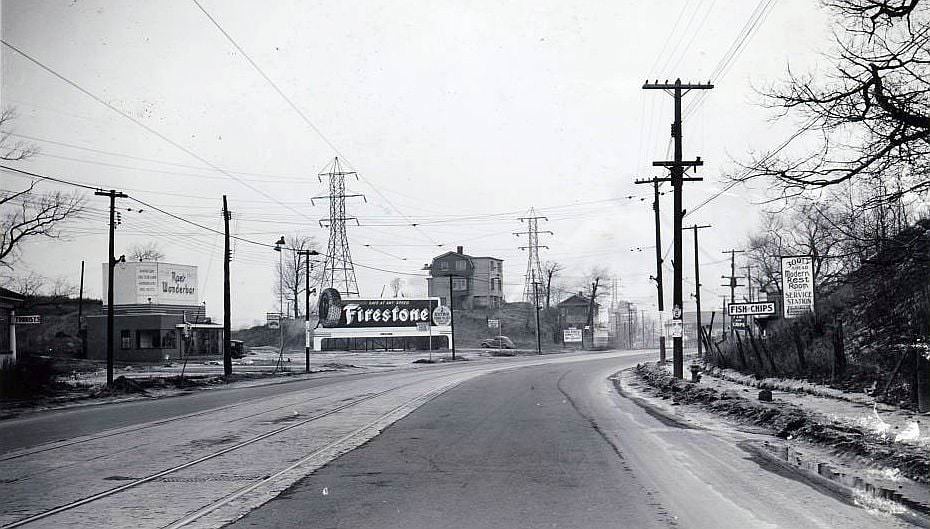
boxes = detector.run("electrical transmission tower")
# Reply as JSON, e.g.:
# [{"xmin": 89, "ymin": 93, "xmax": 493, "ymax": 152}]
[
  {"xmin": 515, "ymin": 207, "xmax": 551, "ymax": 303},
  {"xmin": 312, "ymin": 157, "xmax": 366, "ymax": 297}
]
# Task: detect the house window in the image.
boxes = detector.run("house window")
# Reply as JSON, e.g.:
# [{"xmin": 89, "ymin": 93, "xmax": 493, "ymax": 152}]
[
  {"xmin": 136, "ymin": 329, "xmax": 162, "ymax": 349},
  {"xmin": 440, "ymin": 261, "xmax": 449, "ymax": 271},
  {"xmin": 120, "ymin": 330, "xmax": 132, "ymax": 349},
  {"xmin": 455, "ymin": 260, "xmax": 466, "ymax": 271},
  {"xmin": 452, "ymin": 277, "xmax": 467, "ymax": 291}
]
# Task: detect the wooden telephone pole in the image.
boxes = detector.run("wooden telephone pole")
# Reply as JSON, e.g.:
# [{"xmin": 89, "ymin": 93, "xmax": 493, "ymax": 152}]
[
  {"xmin": 222, "ymin": 196, "xmax": 232, "ymax": 378},
  {"xmin": 642, "ymin": 79, "xmax": 713, "ymax": 379},
  {"xmin": 687, "ymin": 224, "xmax": 711, "ymax": 360},
  {"xmin": 94, "ymin": 189, "xmax": 128, "ymax": 387},
  {"xmin": 634, "ymin": 177, "xmax": 666, "ymax": 361}
]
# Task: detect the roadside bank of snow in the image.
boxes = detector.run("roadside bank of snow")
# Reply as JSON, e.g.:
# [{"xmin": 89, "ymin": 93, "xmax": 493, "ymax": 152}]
[{"xmin": 614, "ymin": 362, "xmax": 930, "ymax": 522}]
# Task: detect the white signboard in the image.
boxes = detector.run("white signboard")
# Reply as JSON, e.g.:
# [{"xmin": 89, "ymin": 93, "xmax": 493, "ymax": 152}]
[
  {"xmin": 669, "ymin": 319, "xmax": 683, "ymax": 338},
  {"xmin": 728, "ymin": 302, "xmax": 776, "ymax": 317},
  {"xmin": 14, "ymin": 315, "xmax": 41, "ymax": 325},
  {"xmin": 563, "ymin": 328, "xmax": 583, "ymax": 343},
  {"xmin": 267, "ymin": 312, "xmax": 281, "ymax": 329},
  {"xmin": 432, "ymin": 305, "xmax": 452, "ymax": 326},
  {"xmin": 488, "ymin": 319, "xmax": 500, "ymax": 329},
  {"xmin": 104, "ymin": 261, "xmax": 198, "ymax": 306},
  {"xmin": 781, "ymin": 256, "xmax": 815, "ymax": 318}
]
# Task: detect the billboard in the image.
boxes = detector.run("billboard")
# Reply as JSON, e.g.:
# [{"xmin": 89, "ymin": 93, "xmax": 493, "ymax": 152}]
[
  {"xmin": 312, "ymin": 289, "xmax": 453, "ymax": 351},
  {"xmin": 103, "ymin": 262, "xmax": 198, "ymax": 306},
  {"xmin": 318, "ymin": 291, "xmax": 441, "ymax": 329},
  {"xmin": 781, "ymin": 256, "xmax": 814, "ymax": 318}
]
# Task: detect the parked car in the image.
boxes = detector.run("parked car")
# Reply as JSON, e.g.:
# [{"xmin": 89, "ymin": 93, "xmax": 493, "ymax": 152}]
[{"xmin": 480, "ymin": 336, "xmax": 515, "ymax": 349}]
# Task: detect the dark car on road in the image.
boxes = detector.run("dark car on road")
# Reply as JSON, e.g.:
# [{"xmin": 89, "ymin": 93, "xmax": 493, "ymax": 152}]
[{"xmin": 480, "ymin": 336, "xmax": 514, "ymax": 349}]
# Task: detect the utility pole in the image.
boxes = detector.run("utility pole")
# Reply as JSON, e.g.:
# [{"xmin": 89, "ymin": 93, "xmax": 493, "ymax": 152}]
[
  {"xmin": 643, "ymin": 78, "xmax": 713, "ymax": 379},
  {"xmin": 721, "ymin": 249, "xmax": 745, "ymax": 337},
  {"xmin": 448, "ymin": 276, "xmax": 456, "ymax": 361},
  {"xmin": 222, "ymin": 195, "xmax": 232, "ymax": 378},
  {"xmin": 532, "ymin": 271, "xmax": 541, "ymax": 355},
  {"xmin": 78, "ymin": 260, "xmax": 85, "ymax": 357},
  {"xmin": 299, "ymin": 249, "xmax": 319, "ymax": 373},
  {"xmin": 634, "ymin": 176, "xmax": 667, "ymax": 361},
  {"xmin": 745, "ymin": 264, "xmax": 753, "ymax": 302},
  {"xmin": 687, "ymin": 224, "xmax": 711, "ymax": 361},
  {"xmin": 94, "ymin": 189, "xmax": 127, "ymax": 387}
]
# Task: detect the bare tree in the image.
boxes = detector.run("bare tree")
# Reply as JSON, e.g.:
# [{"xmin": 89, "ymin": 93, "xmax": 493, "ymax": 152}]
[
  {"xmin": 275, "ymin": 234, "xmax": 321, "ymax": 318},
  {"xmin": 746, "ymin": 201, "xmax": 847, "ymax": 297},
  {"xmin": 1, "ymin": 107, "xmax": 38, "ymax": 161},
  {"xmin": 1, "ymin": 181, "xmax": 85, "ymax": 269},
  {"xmin": 0, "ymin": 271, "xmax": 46, "ymax": 297},
  {"xmin": 49, "ymin": 276, "xmax": 78, "ymax": 299},
  {"xmin": 740, "ymin": 1, "xmax": 930, "ymax": 203},
  {"xmin": 542, "ymin": 261, "xmax": 564, "ymax": 309},
  {"xmin": 579, "ymin": 266, "xmax": 611, "ymax": 327},
  {"xmin": 389, "ymin": 277, "xmax": 404, "ymax": 297},
  {"xmin": 1, "ymin": 108, "xmax": 84, "ymax": 269},
  {"xmin": 128, "ymin": 242, "xmax": 166, "ymax": 262}
]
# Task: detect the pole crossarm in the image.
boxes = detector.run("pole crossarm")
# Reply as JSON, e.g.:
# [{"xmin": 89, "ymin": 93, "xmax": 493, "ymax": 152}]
[
  {"xmin": 652, "ymin": 160, "xmax": 704, "ymax": 169},
  {"xmin": 642, "ymin": 81, "xmax": 714, "ymax": 90}
]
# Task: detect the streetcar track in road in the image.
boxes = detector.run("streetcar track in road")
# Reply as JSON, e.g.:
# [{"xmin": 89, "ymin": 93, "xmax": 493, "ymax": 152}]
[
  {"xmin": 0, "ymin": 369, "xmax": 435, "ymax": 463},
  {"xmin": 3, "ymin": 355, "xmax": 628, "ymax": 528},
  {"xmin": 0, "ymin": 371, "xmax": 466, "ymax": 529},
  {"xmin": 163, "ymin": 380, "xmax": 464, "ymax": 529}
]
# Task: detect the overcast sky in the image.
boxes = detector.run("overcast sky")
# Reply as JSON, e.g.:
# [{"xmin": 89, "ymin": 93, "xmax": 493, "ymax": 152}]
[{"xmin": 1, "ymin": 0, "xmax": 832, "ymax": 327}]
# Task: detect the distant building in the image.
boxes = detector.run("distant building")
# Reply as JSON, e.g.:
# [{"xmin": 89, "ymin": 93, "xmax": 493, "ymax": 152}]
[
  {"xmin": 426, "ymin": 246, "xmax": 503, "ymax": 309},
  {"xmin": 558, "ymin": 292, "xmax": 599, "ymax": 328},
  {"xmin": 86, "ymin": 261, "xmax": 223, "ymax": 363}
]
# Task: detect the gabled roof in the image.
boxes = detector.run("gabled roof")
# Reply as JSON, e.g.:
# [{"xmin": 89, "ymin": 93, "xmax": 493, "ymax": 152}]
[
  {"xmin": 432, "ymin": 250, "xmax": 473, "ymax": 261},
  {"xmin": 558, "ymin": 294, "xmax": 596, "ymax": 307}
]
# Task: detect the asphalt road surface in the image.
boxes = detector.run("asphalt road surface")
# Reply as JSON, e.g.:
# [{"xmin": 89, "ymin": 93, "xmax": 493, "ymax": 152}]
[
  {"xmin": 1, "ymin": 352, "xmax": 918, "ymax": 529},
  {"xmin": 228, "ymin": 356, "xmax": 916, "ymax": 529}
]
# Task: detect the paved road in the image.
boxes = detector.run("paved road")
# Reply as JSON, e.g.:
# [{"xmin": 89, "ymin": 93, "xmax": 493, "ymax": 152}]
[{"xmin": 228, "ymin": 356, "xmax": 916, "ymax": 529}]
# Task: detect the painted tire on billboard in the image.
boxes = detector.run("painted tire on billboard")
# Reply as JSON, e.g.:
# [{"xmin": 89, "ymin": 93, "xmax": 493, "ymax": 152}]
[{"xmin": 318, "ymin": 288, "xmax": 343, "ymax": 328}]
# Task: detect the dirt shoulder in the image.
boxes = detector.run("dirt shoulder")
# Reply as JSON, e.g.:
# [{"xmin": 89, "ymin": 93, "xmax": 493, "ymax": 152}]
[{"xmin": 625, "ymin": 362, "xmax": 929, "ymax": 486}]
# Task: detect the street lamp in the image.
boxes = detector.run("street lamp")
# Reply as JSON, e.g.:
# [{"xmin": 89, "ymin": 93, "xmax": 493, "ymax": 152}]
[{"xmin": 298, "ymin": 248, "xmax": 320, "ymax": 373}]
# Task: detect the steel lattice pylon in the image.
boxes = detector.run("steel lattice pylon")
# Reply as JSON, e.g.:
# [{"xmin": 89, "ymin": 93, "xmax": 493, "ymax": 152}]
[
  {"xmin": 515, "ymin": 207, "xmax": 551, "ymax": 303},
  {"xmin": 312, "ymin": 157, "xmax": 365, "ymax": 297}
]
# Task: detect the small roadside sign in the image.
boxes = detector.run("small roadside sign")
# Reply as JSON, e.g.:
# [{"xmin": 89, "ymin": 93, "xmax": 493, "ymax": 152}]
[
  {"xmin": 563, "ymin": 328, "xmax": 582, "ymax": 343},
  {"xmin": 266, "ymin": 312, "xmax": 281, "ymax": 329},
  {"xmin": 487, "ymin": 319, "xmax": 500, "ymax": 329},
  {"xmin": 432, "ymin": 305, "xmax": 452, "ymax": 326},
  {"xmin": 669, "ymin": 319, "xmax": 683, "ymax": 338},
  {"xmin": 14, "ymin": 315, "xmax": 41, "ymax": 325},
  {"xmin": 727, "ymin": 302, "xmax": 776, "ymax": 317}
]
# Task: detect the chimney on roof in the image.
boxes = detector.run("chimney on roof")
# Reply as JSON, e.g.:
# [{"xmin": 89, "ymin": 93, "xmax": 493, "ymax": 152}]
[
  {"xmin": 578, "ymin": 291, "xmax": 584, "ymax": 297},
  {"xmin": 456, "ymin": 245, "xmax": 464, "ymax": 254}
]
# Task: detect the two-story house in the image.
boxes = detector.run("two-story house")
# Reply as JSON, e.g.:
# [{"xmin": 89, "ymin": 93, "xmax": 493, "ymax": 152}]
[{"xmin": 426, "ymin": 246, "xmax": 503, "ymax": 308}]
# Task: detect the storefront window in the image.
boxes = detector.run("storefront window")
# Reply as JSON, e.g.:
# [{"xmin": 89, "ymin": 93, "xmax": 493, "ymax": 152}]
[
  {"xmin": 120, "ymin": 330, "xmax": 132, "ymax": 349},
  {"xmin": 136, "ymin": 329, "xmax": 161, "ymax": 349},
  {"xmin": 160, "ymin": 330, "xmax": 177, "ymax": 349}
]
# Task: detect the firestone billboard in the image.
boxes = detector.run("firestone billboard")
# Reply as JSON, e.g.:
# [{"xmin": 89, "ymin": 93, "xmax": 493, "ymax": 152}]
[{"xmin": 318, "ymin": 289, "xmax": 441, "ymax": 329}]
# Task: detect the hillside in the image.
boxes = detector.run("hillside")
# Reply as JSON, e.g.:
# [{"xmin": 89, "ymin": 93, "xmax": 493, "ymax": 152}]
[{"xmin": 13, "ymin": 297, "xmax": 101, "ymax": 358}]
